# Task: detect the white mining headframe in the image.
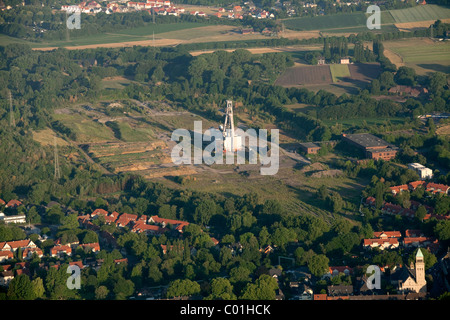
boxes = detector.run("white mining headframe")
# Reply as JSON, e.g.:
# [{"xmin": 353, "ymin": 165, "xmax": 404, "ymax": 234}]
[{"xmin": 221, "ymin": 100, "xmax": 243, "ymax": 153}]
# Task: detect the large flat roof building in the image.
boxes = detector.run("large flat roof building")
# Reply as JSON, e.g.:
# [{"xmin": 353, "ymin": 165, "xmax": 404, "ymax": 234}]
[{"xmin": 342, "ymin": 133, "xmax": 398, "ymax": 161}]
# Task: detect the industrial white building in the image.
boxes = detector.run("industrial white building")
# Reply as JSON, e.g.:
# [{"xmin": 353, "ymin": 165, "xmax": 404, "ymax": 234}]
[
  {"xmin": 408, "ymin": 163, "xmax": 433, "ymax": 180},
  {"xmin": 0, "ymin": 212, "xmax": 26, "ymax": 224}
]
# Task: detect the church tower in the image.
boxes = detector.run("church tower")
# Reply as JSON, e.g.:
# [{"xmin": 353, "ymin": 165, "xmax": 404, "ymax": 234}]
[{"xmin": 415, "ymin": 248, "xmax": 427, "ymax": 292}]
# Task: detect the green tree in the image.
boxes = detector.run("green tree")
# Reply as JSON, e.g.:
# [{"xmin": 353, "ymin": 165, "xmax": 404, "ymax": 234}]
[
  {"xmin": 113, "ymin": 277, "xmax": 135, "ymax": 300},
  {"xmin": 415, "ymin": 205, "xmax": 427, "ymax": 221},
  {"xmin": 240, "ymin": 275, "xmax": 278, "ymax": 300},
  {"xmin": 31, "ymin": 277, "xmax": 45, "ymax": 299},
  {"xmin": 95, "ymin": 285, "xmax": 109, "ymax": 299},
  {"xmin": 206, "ymin": 278, "xmax": 236, "ymax": 300},
  {"xmin": 166, "ymin": 279, "xmax": 201, "ymax": 298},
  {"xmin": 7, "ymin": 274, "xmax": 35, "ymax": 300},
  {"xmin": 307, "ymin": 254, "xmax": 329, "ymax": 277},
  {"xmin": 434, "ymin": 220, "xmax": 450, "ymax": 241}
]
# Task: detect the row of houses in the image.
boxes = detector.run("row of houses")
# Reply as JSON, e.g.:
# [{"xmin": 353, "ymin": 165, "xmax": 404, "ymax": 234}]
[
  {"xmin": 389, "ymin": 181, "xmax": 450, "ymax": 196},
  {"xmin": 365, "ymin": 196, "xmax": 449, "ymax": 221},
  {"xmin": 0, "ymin": 256, "xmax": 128, "ymax": 287},
  {"xmin": 0, "ymin": 237, "xmax": 101, "ymax": 262},
  {"xmin": 363, "ymin": 230, "xmax": 439, "ymax": 252},
  {"xmin": 80, "ymin": 208, "xmax": 190, "ymax": 236}
]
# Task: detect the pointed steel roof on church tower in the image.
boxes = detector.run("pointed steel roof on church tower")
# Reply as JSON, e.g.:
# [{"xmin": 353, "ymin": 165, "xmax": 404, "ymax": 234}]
[{"xmin": 416, "ymin": 248, "xmax": 424, "ymax": 258}]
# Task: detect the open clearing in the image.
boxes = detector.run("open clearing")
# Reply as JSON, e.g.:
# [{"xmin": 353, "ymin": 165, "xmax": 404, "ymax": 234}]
[{"xmin": 383, "ymin": 38, "xmax": 450, "ymax": 75}]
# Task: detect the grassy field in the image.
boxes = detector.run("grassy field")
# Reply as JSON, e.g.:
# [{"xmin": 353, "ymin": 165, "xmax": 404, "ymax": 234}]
[
  {"xmin": 389, "ymin": 4, "xmax": 450, "ymax": 23},
  {"xmin": 384, "ymin": 38, "xmax": 450, "ymax": 74},
  {"xmin": 283, "ymin": 12, "xmax": 368, "ymax": 31},
  {"xmin": 329, "ymin": 64, "xmax": 351, "ymax": 83},
  {"xmin": 283, "ymin": 5, "xmax": 450, "ymax": 34}
]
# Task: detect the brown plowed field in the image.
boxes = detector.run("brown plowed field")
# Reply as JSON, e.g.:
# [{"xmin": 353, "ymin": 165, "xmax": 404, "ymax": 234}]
[
  {"xmin": 348, "ymin": 63, "xmax": 382, "ymax": 82},
  {"xmin": 274, "ymin": 65, "xmax": 332, "ymax": 86}
]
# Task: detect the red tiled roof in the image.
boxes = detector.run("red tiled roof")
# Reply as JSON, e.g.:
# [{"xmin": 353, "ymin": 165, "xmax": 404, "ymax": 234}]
[
  {"xmin": 51, "ymin": 245, "xmax": 72, "ymax": 255},
  {"xmin": 91, "ymin": 208, "xmax": 108, "ymax": 217},
  {"xmin": 7, "ymin": 240, "xmax": 33, "ymax": 250},
  {"xmin": 373, "ymin": 231, "xmax": 401, "ymax": 238},
  {"xmin": 389, "ymin": 185, "xmax": 408, "ymax": 194},
  {"xmin": 0, "ymin": 251, "xmax": 13, "ymax": 259},
  {"xmin": 149, "ymin": 215, "xmax": 189, "ymax": 228},
  {"xmin": 69, "ymin": 261, "xmax": 85, "ymax": 269},
  {"xmin": 364, "ymin": 238, "xmax": 399, "ymax": 246},
  {"xmin": 403, "ymin": 236, "xmax": 436, "ymax": 245},
  {"xmin": 79, "ymin": 242, "xmax": 100, "ymax": 251},
  {"xmin": 0, "ymin": 199, "xmax": 5, "ymax": 205},
  {"xmin": 329, "ymin": 266, "xmax": 353, "ymax": 274},
  {"xmin": 426, "ymin": 182, "xmax": 450, "ymax": 193},
  {"xmin": 22, "ymin": 247, "xmax": 43, "ymax": 259},
  {"xmin": 409, "ymin": 181, "xmax": 425, "ymax": 190},
  {"xmin": 405, "ymin": 229, "xmax": 422, "ymax": 237},
  {"xmin": 6, "ymin": 200, "xmax": 22, "ymax": 207}
]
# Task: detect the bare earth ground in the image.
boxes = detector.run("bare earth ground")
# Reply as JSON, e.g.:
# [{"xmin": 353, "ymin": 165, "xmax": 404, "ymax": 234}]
[
  {"xmin": 394, "ymin": 18, "xmax": 450, "ymax": 31},
  {"xmin": 33, "ymin": 25, "xmax": 322, "ymax": 51},
  {"xmin": 190, "ymin": 44, "xmax": 322, "ymax": 56}
]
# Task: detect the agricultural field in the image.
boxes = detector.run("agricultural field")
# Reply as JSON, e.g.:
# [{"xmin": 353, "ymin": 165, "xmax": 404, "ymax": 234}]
[
  {"xmin": 282, "ymin": 12, "xmax": 368, "ymax": 31},
  {"xmin": 274, "ymin": 65, "xmax": 333, "ymax": 86},
  {"xmin": 383, "ymin": 38, "xmax": 450, "ymax": 75},
  {"xmin": 389, "ymin": 4, "xmax": 450, "ymax": 23},
  {"xmin": 275, "ymin": 62, "xmax": 381, "ymax": 95},
  {"xmin": 282, "ymin": 5, "xmax": 450, "ymax": 34},
  {"xmin": 329, "ymin": 64, "xmax": 351, "ymax": 83}
]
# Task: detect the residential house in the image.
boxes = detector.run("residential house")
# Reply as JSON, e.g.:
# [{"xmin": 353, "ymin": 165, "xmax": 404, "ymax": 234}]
[
  {"xmin": 340, "ymin": 58, "xmax": 350, "ymax": 64},
  {"xmin": 78, "ymin": 242, "xmax": 100, "ymax": 253},
  {"xmin": 91, "ymin": 208, "xmax": 108, "ymax": 218},
  {"xmin": 51, "ymin": 245, "xmax": 72, "ymax": 258},
  {"xmin": 0, "ymin": 270, "xmax": 14, "ymax": 287},
  {"xmin": 325, "ymin": 266, "xmax": 353, "ymax": 278},
  {"xmin": 131, "ymin": 221, "xmax": 165, "ymax": 235},
  {"xmin": 409, "ymin": 180, "xmax": 426, "ymax": 191},
  {"xmin": 22, "ymin": 247, "xmax": 43, "ymax": 260},
  {"xmin": 5, "ymin": 200, "xmax": 22, "ymax": 208},
  {"xmin": 373, "ymin": 231, "xmax": 402, "ymax": 239},
  {"xmin": 148, "ymin": 215, "xmax": 189, "ymax": 233},
  {"xmin": 327, "ymin": 284, "xmax": 353, "ymax": 296},
  {"xmin": 425, "ymin": 182, "xmax": 450, "ymax": 195},
  {"xmin": 388, "ymin": 85, "xmax": 428, "ymax": 98},
  {"xmin": 115, "ymin": 213, "xmax": 138, "ymax": 227},
  {"xmin": 0, "ymin": 251, "xmax": 13, "ymax": 262},
  {"xmin": 403, "ymin": 237, "xmax": 438, "ymax": 252},
  {"xmin": 389, "ymin": 184, "xmax": 409, "ymax": 195},
  {"xmin": 363, "ymin": 237, "xmax": 400, "ymax": 250}
]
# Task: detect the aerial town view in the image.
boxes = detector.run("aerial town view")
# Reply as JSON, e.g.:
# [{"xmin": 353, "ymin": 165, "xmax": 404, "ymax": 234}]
[{"xmin": 0, "ymin": 0, "xmax": 449, "ymax": 314}]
